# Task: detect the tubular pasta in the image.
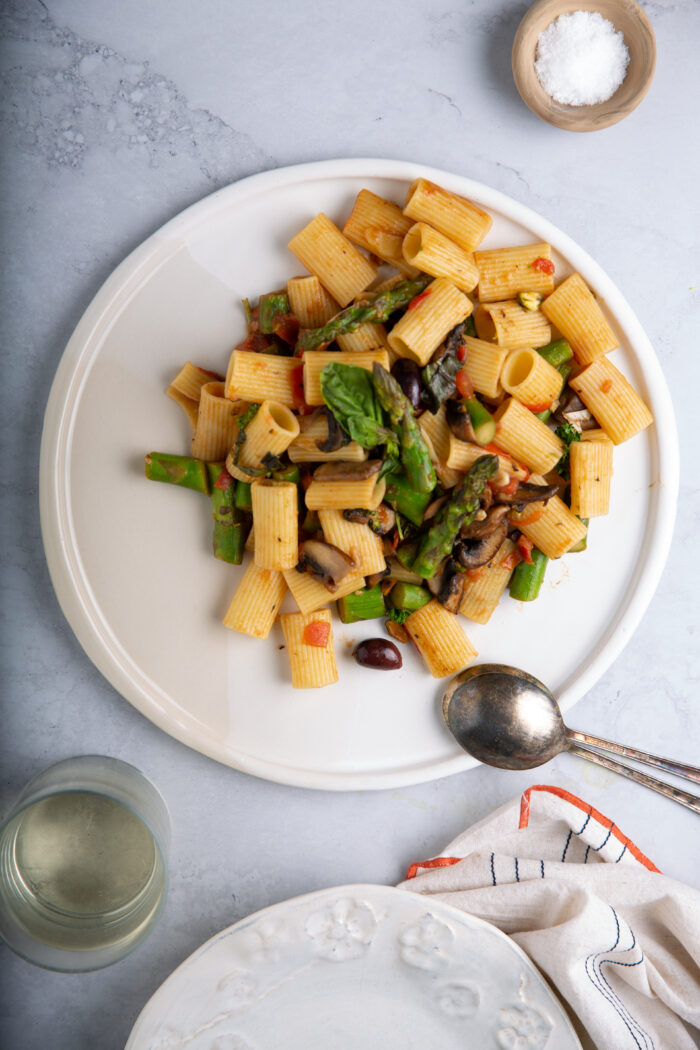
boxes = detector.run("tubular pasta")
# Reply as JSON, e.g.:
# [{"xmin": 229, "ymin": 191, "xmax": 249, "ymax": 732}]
[
  {"xmin": 227, "ymin": 351, "xmax": 299, "ymax": 408},
  {"xmin": 305, "ymin": 476, "xmax": 386, "ymax": 512},
  {"xmin": 459, "ymin": 336, "xmax": 508, "ymax": 400},
  {"xmin": 569, "ymin": 440, "xmax": 614, "ymax": 518},
  {"xmin": 238, "ymin": 400, "xmax": 300, "ymax": 468},
  {"xmin": 500, "ymin": 348, "xmax": 563, "ymax": 409},
  {"xmin": 474, "ymin": 300, "xmax": 551, "ymax": 351},
  {"xmin": 402, "ymin": 222, "xmax": 479, "ymax": 293},
  {"xmin": 343, "ymin": 189, "xmax": 416, "ymax": 276},
  {"xmin": 387, "ymin": 278, "xmax": 472, "ymax": 365},
  {"xmin": 288, "ymin": 413, "xmax": 368, "ymax": 463},
  {"xmin": 251, "ymin": 479, "xmax": 298, "ymax": 571},
  {"xmin": 279, "ymin": 609, "xmax": 339, "ymax": 688},
  {"xmin": 318, "ymin": 508, "xmax": 386, "ymax": 576},
  {"xmin": 474, "ymin": 243, "xmax": 555, "ymax": 302},
  {"xmin": 569, "ymin": 357, "xmax": 653, "ymax": 444},
  {"xmin": 302, "ymin": 349, "xmax": 390, "ymax": 406},
  {"xmin": 403, "ymin": 178, "xmax": 492, "ymax": 252},
  {"xmin": 287, "ymin": 213, "xmax": 377, "ymax": 307},
  {"xmin": 492, "ymin": 398, "xmax": 564, "ymax": 474},
  {"xmin": 541, "ymin": 273, "xmax": 618, "ymax": 365},
  {"xmin": 459, "ymin": 539, "xmax": 516, "ymax": 624},
  {"xmin": 287, "ymin": 275, "xmax": 338, "ymax": 327},
  {"xmin": 518, "ymin": 496, "xmax": 587, "ymax": 559},
  {"xmin": 283, "ymin": 567, "xmax": 365, "ymax": 616},
  {"xmin": 405, "ymin": 599, "xmax": 478, "ymax": 677},
  {"xmin": 191, "ymin": 382, "xmax": 243, "ymax": 460},
  {"xmin": 222, "ymin": 562, "xmax": 286, "ymax": 639}
]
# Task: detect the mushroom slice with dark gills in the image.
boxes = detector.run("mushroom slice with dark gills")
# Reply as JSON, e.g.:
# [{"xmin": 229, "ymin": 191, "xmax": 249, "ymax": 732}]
[
  {"xmin": 343, "ymin": 503, "xmax": 396, "ymax": 535},
  {"xmin": 459, "ymin": 504, "xmax": 510, "ymax": 540},
  {"xmin": 454, "ymin": 517, "xmax": 508, "ymax": 570},
  {"xmin": 313, "ymin": 459, "xmax": 382, "ymax": 482},
  {"xmin": 436, "ymin": 558, "xmax": 467, "ymax": 613},
  {"xmin": 445, "ymin": 398, "xmax": 476, "ymax": 443},
  {"xmin": 297, "ymin": 539, "xmax": 356, "ymax": 592},
  {"xmin": 492, "ymin": 481, "xmax": 560, "ymax": 506}
]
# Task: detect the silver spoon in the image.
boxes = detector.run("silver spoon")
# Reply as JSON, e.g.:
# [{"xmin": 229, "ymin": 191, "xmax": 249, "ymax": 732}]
[{"xmin": 443, "ymin": 664, "xmax": 700, "ymax": 814}]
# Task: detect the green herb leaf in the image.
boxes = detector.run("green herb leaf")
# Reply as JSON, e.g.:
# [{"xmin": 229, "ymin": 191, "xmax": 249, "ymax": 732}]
[
  {"xmin": 232, "ymin": 403, "xmax": 260, "ymax": 465},
  {"xmin": 554, "ymin": 422, "xmax": 581, "ymax": 480},
  {"xmin": 320, "ymin": 362, "xmax": 399, "ymax": 456}
]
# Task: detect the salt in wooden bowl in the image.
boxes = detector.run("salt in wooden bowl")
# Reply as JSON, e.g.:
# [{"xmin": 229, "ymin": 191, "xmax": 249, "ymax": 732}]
[{"xmin": 512, "ymin": 0, "xmax": 656, "ymax": 132}]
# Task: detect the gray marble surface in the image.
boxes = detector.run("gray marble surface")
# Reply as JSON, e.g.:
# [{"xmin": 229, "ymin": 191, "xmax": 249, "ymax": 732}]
[{"xmin": 1, "ymin": 1, "xmax": 698, "ymax": 1047}]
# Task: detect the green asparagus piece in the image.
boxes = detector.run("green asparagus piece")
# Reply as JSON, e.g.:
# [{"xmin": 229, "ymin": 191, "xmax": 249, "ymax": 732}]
[
  {"xmin": 272, "ymin": 464, "xmax": 301, "ymax": 484},
  {"xmin": 258, "ymin": 292, "xmax": 290, "ymax": 334},
  {"xmin": 297, "ymin": 274, "xmax": 431, "ymax": 352},
  {"xmin": 464, "ymin": 398, "xmax": 496, "ymax": 446},
  {"xmin": 207, "ymin": 464, "xmax": 249, "ymax": 564},
  {"xmin": 412, "ymin": 454, "xmax": 498, "ymax": 579},
  {"xmin": 301, "ymin": 509, "xmax": 321, "ymax": 534},
  {"xmin": 337, "ymin": 585, "xmax": 386, "ymax": 624},
  {"xmin": 145, "ymin": 452, "xmax": 210, "ymax": 494},
  {"xmin": 395, "ymin": 538, "xmax": 420, "ymax": 570},
  {"xmin": 464, "ymin": 315, "xmax": 476, "ymax": 338},
  {"xmin": 509, "ymin": 547, "xmax": 548, "ymax": 601},
  {"xmin": 212, "ymin": 520, "xmax": 247, "ymax": 564},
  {"xmin": 384, "ymin": 473, "xmax": 432, "ymax": 526},
  {"xmin": 536, "ymin": 338, "xmax": 573, "ymax": 369},
  {"xmin": 372, "ymin": 364, "xmax": 436, "ymax": 494},
  {"xmin": 535, "ymin": 362, "xmax": 572, "ymax": 423},
  {"xmin": 234, "ymin": 481, "xmax": 252, "ymax": 511},
  {"xmin": 389, "ymin": 581, "xmax": 432, "ymax": 613}
]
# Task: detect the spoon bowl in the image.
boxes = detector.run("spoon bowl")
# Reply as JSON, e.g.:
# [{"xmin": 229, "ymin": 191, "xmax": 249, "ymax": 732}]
[{"xmin": 443, "ymin": 664, "xmax": 566, "ymax": 770}]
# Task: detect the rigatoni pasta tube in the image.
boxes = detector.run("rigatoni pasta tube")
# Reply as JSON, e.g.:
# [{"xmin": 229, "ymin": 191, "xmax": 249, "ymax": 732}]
[
  {"xmin": 287, "ymin": 275, "xmax": 338, "ymax": 327},
  {"xmin": 500, "ymin": 348, "xmax": 563, "ymax": 410},
  {"xmin": 336, "ymin": 323, "xmax": 388, "ymax": 353},
  {"xmin": 318, "ymin": 508, "xmax": 385, "ymax": 576},
  {"xmin": 305, "ymin": 476, "xmax": 386, "ymax": 512},
  {"xmin": 474, "ymin": 243, "xmax": 555, "ymax": 302},
  {"xmin": 387, "ymin": 278, "xmax": 472, "ymax": 365},
  {"xmin": 403, "ymin": 178, "xmax": 492, "ymax": 252},
  {"xmin": 474, "ymin": 300, "xmax": 551, "ymax": 350},
  {"xmin": 569, "ymin": 440, "xmax": 613, "ymax": 518},
  {"xmin": 280, "ymin": 609, "xmax": 338, "ymax": 689},
  {"xmin": 287, "ymin": 213, "xmax": 377, "ymax": 307},
  {"xmin": 238, "ymin": 400, "xmax": 300, "ymax": 468},
  {"xmin": 541, "ymin": 273, "xmax": 617, "ymax": 365},
  {"xmin": 401, "ymin": 222, "xmax": 479, "ymax": 293},
  {"xmin": 569, "ymin": 357, "xmax": 653, "ymax": 444},
  {"xmin": 191, "ymin": 382, "xmax": 242, "ymax": 460},
  {"xmin": 166, "ymin": 386, "xmax": 199, "ymax": 431},
  {"xmin": 169, "ymin": 361, "xmax": 222, "ymax": 402},
  {"xmin": 222, "ymin": 562, "xmax": 286, "ymax": 639},
  {"xmin": 251, "ymin": 479, "xmax": 298, "ymax": 570},
  {"xmin": 343, "ymin": 189, "xmax": 414, "ymax": 251},
  {"xmin": 459, "ymin": 539, "xmax": 516, "ymax": 624},
  {"xmin": 405, "ymin": 599, "xmax": 478, "ymax": 678},
  {"xmin": 460, "ymin": 336, "xmax": 508, "ymax": 400},
  {"xmin": 302, "ymin": 349, "xmax": 389, "ymax": 406},
  {"xmin": 518, "ymin": 496, "xmax": 587, "ymax": 559},
  {"xmin": 288, "ymin": 414, "xmax": 368, "ymax": 463},
  {"xmin": 227, "ymin": 351, "xmax": 299, "ymax": 408},
  {"xmin": 445, "ymin": 434, "xmax": 512, "ymax": 474},
  {"xmin": 492, "ymin": 398, "xmax": 564, "ymax": 474},
  {"xmin": 283, "ymin": 567, "xmax": 365, "ymax": 616},
  {"xmin": 417, "ymin": 405, "xmax": 462, "ymax": 489}
]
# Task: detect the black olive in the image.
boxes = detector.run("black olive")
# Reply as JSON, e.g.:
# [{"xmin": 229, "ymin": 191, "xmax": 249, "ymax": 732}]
[
  {"xmin": 391, "ymin": 359, "xmax": 422, "ymax": 412},
  {"xmin": 352, "ymin": 638, "xmax": 403, "ymax": 671}
]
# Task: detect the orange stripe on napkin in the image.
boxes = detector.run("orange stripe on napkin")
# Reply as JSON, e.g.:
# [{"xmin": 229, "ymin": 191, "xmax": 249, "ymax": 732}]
[
  {"xmin": 518, "ymin": 784, "xmax": 660, "ymax": 873},
  {"xmin": 405, "ymin": 856, "xmax": 461, "ymax": 880}
]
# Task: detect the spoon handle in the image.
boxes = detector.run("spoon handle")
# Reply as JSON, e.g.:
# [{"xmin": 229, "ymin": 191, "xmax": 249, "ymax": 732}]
[
  {"xmin": 567, "ymin": 743, "xmax": 700, "ymax": 815},
  {"xmin": 566, "ymin": 729, "xmax": 700, "ymax": 785}
]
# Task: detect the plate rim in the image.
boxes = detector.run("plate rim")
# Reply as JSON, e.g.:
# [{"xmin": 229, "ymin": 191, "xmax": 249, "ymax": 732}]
[
  {"xmin": 39, "ymin": 157, "xmax": 679, "ymax": 790},
  {"xmin": 124, "ymin": 880, "xmax": 582, "ymax": 1049}
]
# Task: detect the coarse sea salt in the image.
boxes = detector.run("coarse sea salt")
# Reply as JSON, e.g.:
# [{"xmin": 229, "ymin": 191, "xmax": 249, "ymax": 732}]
[{"xmin": 535, "ymin": 10, "xmax": 630, "ymax": 106}]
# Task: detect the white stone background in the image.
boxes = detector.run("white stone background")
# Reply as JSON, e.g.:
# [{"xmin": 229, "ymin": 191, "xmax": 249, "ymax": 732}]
[{"xmin": 0, "ymin": 1, "xmax": 698, "ymax": 1047}]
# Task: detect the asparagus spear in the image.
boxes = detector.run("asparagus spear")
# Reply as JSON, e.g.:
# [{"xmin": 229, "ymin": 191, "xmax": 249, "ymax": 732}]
[
  {"xmin": 464, "ymin": 398, "xmax": 496, "ymax": 445},
  {"xmin": 337, "ymin": 585, "xmax": 386, "ymax": 624},
  {"xmin": 372, "ymin": 364, "xmax": 436, "ymax": 494},
  {"xmin": 145, "ymin": 452, "xmax": 210, "ymax": 494},
  {"xmin": 297, "ymin": 275, "xmax": 431, "ymax": 352},
  {"xmin": 234, "ymin": 481, "xmax": 252, "ymax": 511},
  {"xmin": 384, "ymin": 472, "xmax": 432, "ymax": 526},
  {"xmin": 509, "ymin": 547, "xmax": 548, "ymax": 601},
  {"xmin": 258, "ymin": 292, "xmax": 290, "ymax": 334},
  {"xmin": 389, "ymin": 581, "xmax": 431, "ymax": 613},
  {"xmin": 412, "ymin": 454, "xmax": 498, "ymax": 578},
  {"xmin": 536, "ymin": 338, "xmax": 573, "ymax": 369},
  {"xmin": 535, "ymin": 361, "xmax": 572, "ymax": 423},
  {"xmin": 207, "ymin": 464, "xmax": 249, "ymax": 564}
]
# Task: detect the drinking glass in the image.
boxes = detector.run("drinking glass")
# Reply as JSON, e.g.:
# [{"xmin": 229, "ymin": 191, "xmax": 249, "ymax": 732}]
[{"xmin": 0, "ymin": 755, "xmax": 170, "ymax": 971}]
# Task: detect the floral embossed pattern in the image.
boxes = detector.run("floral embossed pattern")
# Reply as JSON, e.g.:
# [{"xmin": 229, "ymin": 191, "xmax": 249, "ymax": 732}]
[
  {"xmin": 304, "ymin": 897, "xmax": 377, "ymax": 961},
  {"xmin": 496, "ymin": 1004, "xmax": 553, "ymax": 1049},
  {"xmin": 399, "ymin": 914, "xmax": 454, "ymax": 972},
  {"xmin": 435, "ymin": 979, "xmax": 480, "ymax": 1018}
]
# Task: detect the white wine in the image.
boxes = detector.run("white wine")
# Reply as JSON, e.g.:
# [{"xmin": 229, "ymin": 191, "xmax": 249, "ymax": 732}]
[{"xmin": 0, "ymin": 790, "xmax": 165, "ymax": 956}]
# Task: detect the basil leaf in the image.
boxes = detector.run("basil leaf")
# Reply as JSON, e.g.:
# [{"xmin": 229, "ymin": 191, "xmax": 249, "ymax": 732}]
[{"xmin": 320, "ymin": 363, "xmax": 398, "ymax": 457}]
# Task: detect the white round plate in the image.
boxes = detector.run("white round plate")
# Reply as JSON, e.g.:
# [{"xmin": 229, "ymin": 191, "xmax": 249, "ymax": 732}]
[
  {"xmin": 40, "ymin": 159, "xmax": 678, "ymax": 790},
  {"xmin": 125, "ymin": 883, "xmax": 581, "ymax": 1050}
]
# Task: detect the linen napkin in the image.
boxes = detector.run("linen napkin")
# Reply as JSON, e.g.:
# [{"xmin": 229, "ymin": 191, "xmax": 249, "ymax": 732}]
[{"xmin": 398, "ymin": 784, "xmax": 700, "ymax": 1049}]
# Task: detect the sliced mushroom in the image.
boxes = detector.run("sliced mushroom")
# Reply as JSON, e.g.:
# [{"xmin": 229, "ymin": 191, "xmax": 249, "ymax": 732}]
[
  {"xmin": 444, "ymin": 320, "xmax": 468, "ymax": 357},
  {"xmin": 562, "ymin": 409, "xmax": 598, "ymax": 431},
  {"xmin": 445, "ymin": 399, "xmax": 476, "ymax": 443},
  {"xmin": 316, "ymin": 407, "xmax": 350, "ymax": 452},
  {"xmin": 454, "ymin": 518, "xmax": 508, "ymax": 569},
  {"xmin": 492, "ymin": 481, "xmax": 560, "ymax": 506},
  {"xmin": 313, "ymin": 459, "xmax": 382, "ymax": 482},
  {"xmin": 343, "ymin": 503, "xmax": 396, "ymax": 535},
  {"xmin": 554, "ymin": 391, "xmax": 599, "ymax": 430},
  {"xmin": 297, "ymin": 539, "xmax": 356, "ymax": 592},
  {"xmin": 426, "ymin": 559, "xmax": 449, "ymax": 597},
  {"xmin": 460, "ymin": 504, "xmax": 510, "ymax": 539},
  {"xmin": 366, "ymin": 568, "xmax": 391, "ymax": 588},
  {"xmin": 437, "ymin": 558, "xmax": 467, "ymax": 613}
]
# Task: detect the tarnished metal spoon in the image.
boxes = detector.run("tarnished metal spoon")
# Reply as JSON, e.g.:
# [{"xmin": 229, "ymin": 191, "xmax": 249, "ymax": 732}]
[{"xmin": 443, "ymin": 664, "xmax": 700, "ymax": 814}]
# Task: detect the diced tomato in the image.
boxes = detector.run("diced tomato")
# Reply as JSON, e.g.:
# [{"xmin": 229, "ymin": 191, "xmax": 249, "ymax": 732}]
[
  {"xmin": 273, "ymin": 314, "xmax": 300, "ymax": 345},
  {"xmin": 500, "ymin": 550, "xmax": 523, "ymax": 571},
  {"xmin": 455, "ymin": 369, "xmax": 474, "ymax": 399},
  {"xmin": 481, "ymin": 441, "xmax": 508, "ymax": 456},
  {"xmin": 524, "ymin": 401, "xmax": 551, "ymax": 413},
  {"xmin": 516, "ymin": 534, "xmax": 535, "ymax": 564},
  {"xmin": 514, "ymin": 507, "xmax": 544, "ymax": 528},
  {"xmin": 532, "ymin": 257, "xmax": 555, "ymax": 275},
  {"xmin": 235, "ymin": 331, "xmax": 270, "ymax": 354},
  {"xmin": 299, "ymin": 466, "xmax": 313, "ymax": 491},
  {"xmin": 490, "ymin": 475, "xmax": 519, "ymax": 496},
  {"xmin": 408, "ymin": 289, "xmax": 431, "ymax": 311},
  {"xmin": 600, "ymin": 379, "xmax": 613, "ymax": 394},
  {"xmin": 213, "ymin": 466, "xmax": 234, "ymax": 491},
  {"xmin": 303, "ymin": 621, "xmax": 331, "ymax": 647},
  {"xmin": 291, "ymin": 365, "xmax": 313, "ymax": 415},
  {"xmin": 456, "ymin": 344, "xmax": 467, "ymax": 362}
]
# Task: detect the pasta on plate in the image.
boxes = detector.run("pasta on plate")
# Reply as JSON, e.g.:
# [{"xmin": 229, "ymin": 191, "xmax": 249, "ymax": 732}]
[{"xmin": 145, "ymin": 177, "xmax": 653, "ymax": 689}]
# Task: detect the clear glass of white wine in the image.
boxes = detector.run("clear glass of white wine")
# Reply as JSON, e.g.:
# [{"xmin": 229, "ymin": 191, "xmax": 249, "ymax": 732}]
[{"xmin": 0, "ymin": 755, "xmax": 170, "ymax": 971}]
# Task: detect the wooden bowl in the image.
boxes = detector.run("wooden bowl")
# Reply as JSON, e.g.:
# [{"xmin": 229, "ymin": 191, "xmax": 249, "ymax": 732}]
[{"xmin": 512, "ymin": 0, "xmax": 656, "ymax": 131}]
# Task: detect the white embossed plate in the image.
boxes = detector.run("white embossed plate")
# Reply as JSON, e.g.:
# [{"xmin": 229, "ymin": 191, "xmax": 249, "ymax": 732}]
[
  {"xmin": 40, "ymin": 159, "xmax": 678, "ymax": 789},
  {"xmin": 125, "ymin": 884, "xmax": 581, "ymax": 1049}
]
